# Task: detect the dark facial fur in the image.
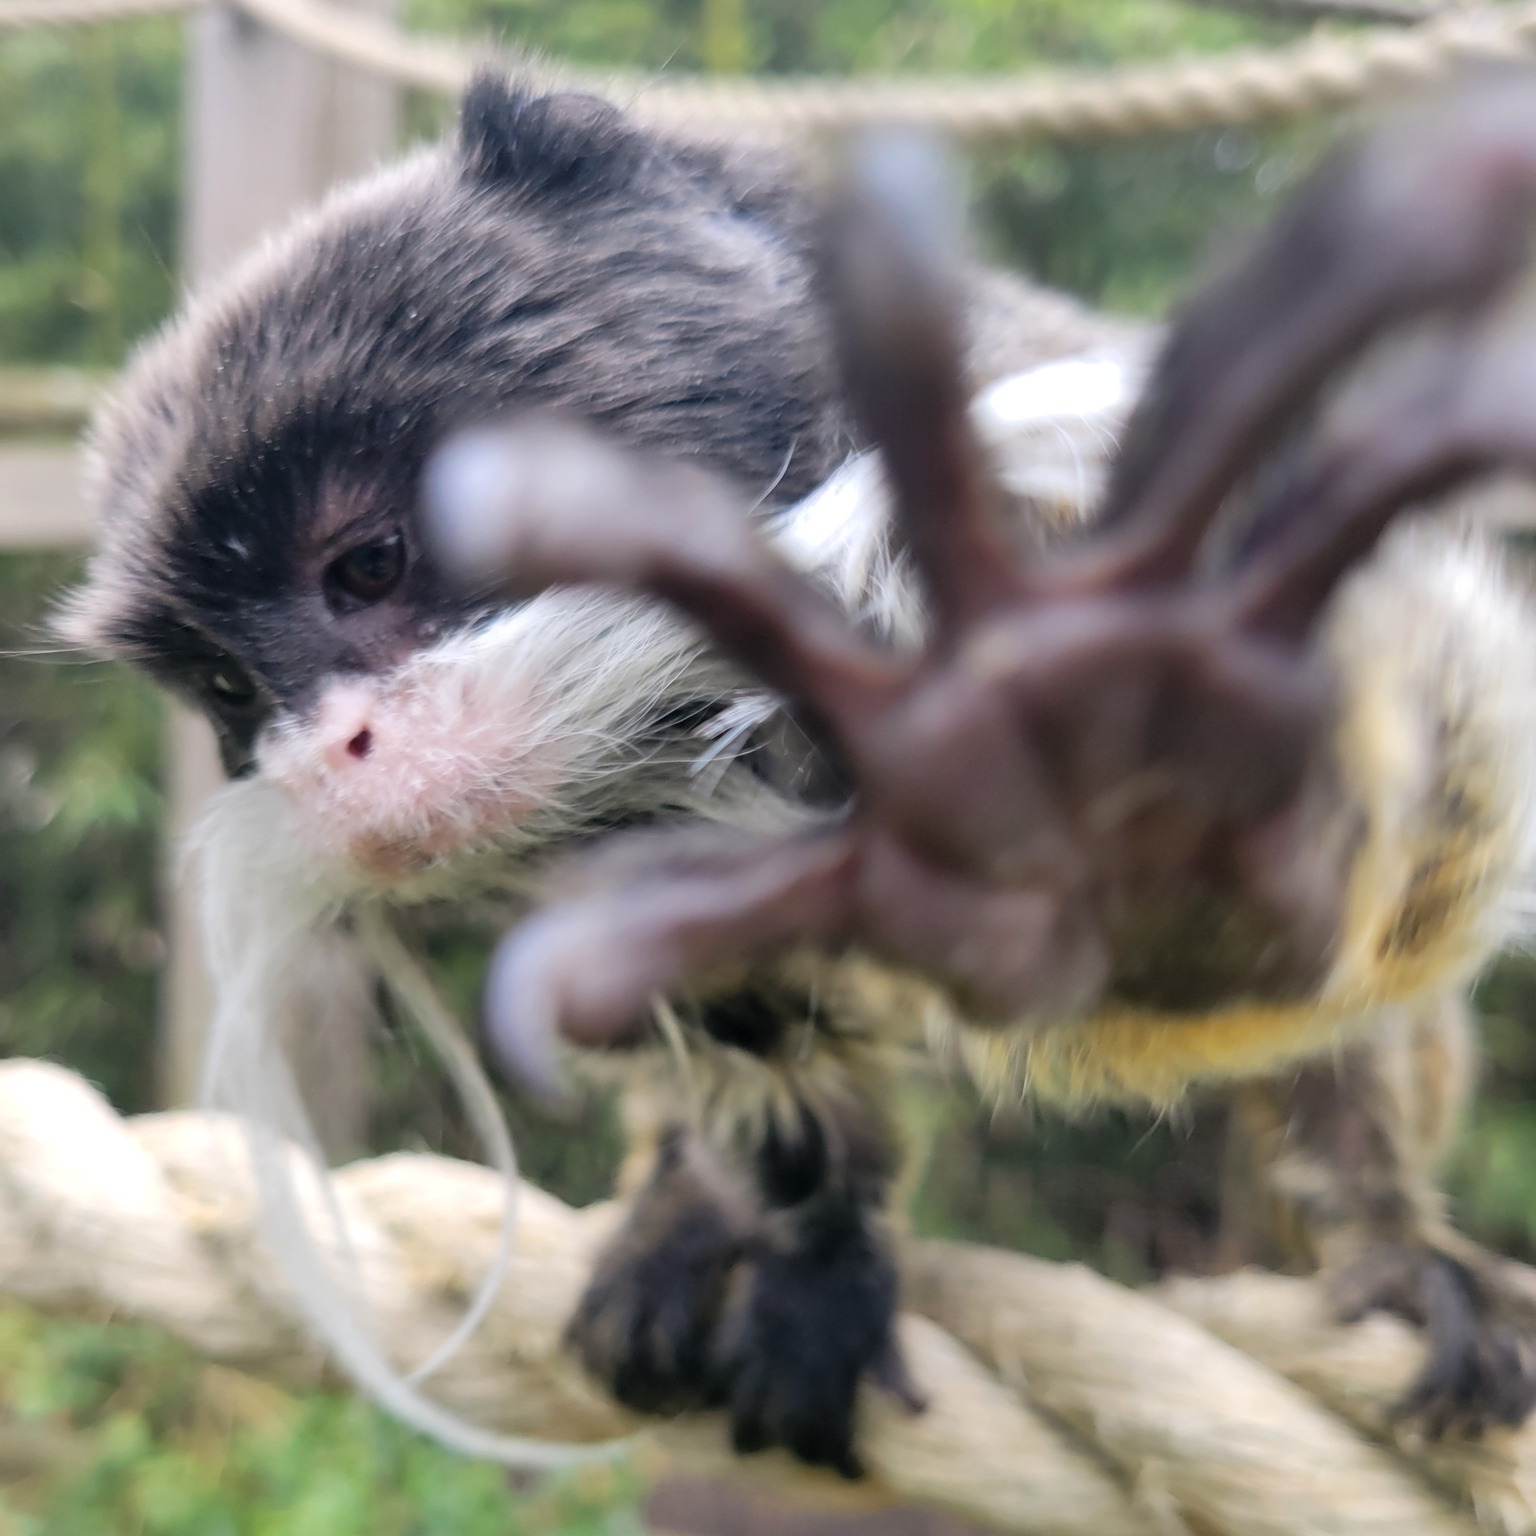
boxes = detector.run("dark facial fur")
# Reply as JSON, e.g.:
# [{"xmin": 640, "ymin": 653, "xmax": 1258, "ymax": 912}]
[{"xmin": 68, "ymin": 76, "xmax": 848, "ymax": 778}]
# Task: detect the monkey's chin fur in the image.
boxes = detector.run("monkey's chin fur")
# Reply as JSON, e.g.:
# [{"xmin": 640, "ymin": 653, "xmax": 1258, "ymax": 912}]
[{"xmin": 187, "ymin": 358, "xmax": 1536, "ymax": 1465}]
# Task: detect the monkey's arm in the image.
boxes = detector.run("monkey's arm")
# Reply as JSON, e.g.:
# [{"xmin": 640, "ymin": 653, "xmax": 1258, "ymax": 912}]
[
  {"xmin": 1229, "ymin": 994, "xmax": 1536, "ymax": 1435},
  {"xmin": 949, "ymin": 248, "xmax": 1536, "ymax": 1438}
]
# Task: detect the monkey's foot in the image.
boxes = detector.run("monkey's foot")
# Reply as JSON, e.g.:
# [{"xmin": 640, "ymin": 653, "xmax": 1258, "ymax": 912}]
[
  {"xmin": 718, "ymin": 1202, "xmax": 921, "ymax": 1479},
  {"xmin": 568, "ymin": 1142, "xmax": 921, "ymax": 1473},
  {"xmin": 565, "ymin": 1135, "xmax": 746, "ymax": 1415},
  {"xmin": 1331, "ymin": 1241, "xmax": 1536, "ymax": 1438}
]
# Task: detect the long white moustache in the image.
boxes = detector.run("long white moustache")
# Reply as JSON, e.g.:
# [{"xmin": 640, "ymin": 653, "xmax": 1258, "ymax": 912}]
[
  {"xmin": 258, "ymin": 586, "xmax": 744, "ymax": 889},
  {"xmin": 193, "ymin": 772, "xmax": 634, "ymax": 1466}
]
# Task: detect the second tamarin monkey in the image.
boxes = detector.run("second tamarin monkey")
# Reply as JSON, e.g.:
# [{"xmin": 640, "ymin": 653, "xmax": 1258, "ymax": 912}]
[{"xmin": 64, "ymin": 73, "xmax": 1536, "ymax": 1472}]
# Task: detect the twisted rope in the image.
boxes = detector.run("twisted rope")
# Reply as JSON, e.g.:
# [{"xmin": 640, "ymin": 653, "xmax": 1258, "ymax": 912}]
[
  {"xmin": 1188, "ymin": 0, "xmax": 1467, "ymax": 24},
  {"xmin": 6, "ymin": 0, "xmax": 1536, "ymax": 144},
  {"xmin": 225, "ymin": 0, "xmax": 1536, "ymax": 141},
  {"xmin": 0, "ymin": 0, "xmax": 193, "ymax": 25},
  {"xmin": 4, "ymin": 1057, "xmax": 1535, "ymax": 1534}
]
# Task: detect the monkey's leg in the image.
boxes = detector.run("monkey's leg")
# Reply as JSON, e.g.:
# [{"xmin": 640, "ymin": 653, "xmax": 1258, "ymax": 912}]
[
  {"xmin": 1232, "ymin": 993, "xmax": 1536, "ymax": 1436},
  {"xmin": 566, "ymin": 970, "xmax": 920, "ymax": 1477}
]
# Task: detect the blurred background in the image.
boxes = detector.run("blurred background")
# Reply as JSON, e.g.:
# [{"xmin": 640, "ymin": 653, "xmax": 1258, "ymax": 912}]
[{"xmin": 1, "ymin": 1, "xmax": 1532, "ymax": 1531}]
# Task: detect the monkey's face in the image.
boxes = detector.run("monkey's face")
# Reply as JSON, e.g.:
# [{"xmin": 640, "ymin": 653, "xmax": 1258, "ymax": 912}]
[
  {"xmin": 113, "ymin": 462, "xmax": 474, "ymax": 786},
  {"xmin": 63, "ymin": 78, "xmax": 841, "ymax": 885},
  {"xmin": 71, "ymin": 431, "xmax": 755, "ymax": 889}
]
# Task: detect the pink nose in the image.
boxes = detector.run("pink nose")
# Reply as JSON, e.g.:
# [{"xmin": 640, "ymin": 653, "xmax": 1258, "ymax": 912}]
[{"xmin": 314, "ymin": 684, "xmax": 379, "ymax": 772}]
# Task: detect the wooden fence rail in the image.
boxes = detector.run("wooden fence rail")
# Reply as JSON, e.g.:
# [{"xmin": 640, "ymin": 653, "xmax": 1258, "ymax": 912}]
[{"xmin": 0, "ymin": 0, "xmax": 401, "ymax": 1110}]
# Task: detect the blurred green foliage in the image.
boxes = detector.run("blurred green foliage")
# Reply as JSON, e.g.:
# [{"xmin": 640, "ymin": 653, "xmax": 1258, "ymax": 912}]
[
  {"xmin": 1448, "ymin": 964, "xmax": 1536, "ymax": 1265},
  {"xmin": 0, "ymin": 21, "xmax": 180, "ymax": 364},
  {"xmin": 0, "ymin": 1301, "xmax": 647, "ymax": 1536},
  {"xmin": 0, "ymin": 554, "xmax": 163, "ymax": 1111},
  {"xmin": 5, "ymin": 0, "xmax": 1536, "ymax": 1528},
  {"xmin": 406, "ymin": 0, "xmax": 1270, "ymax": 75}
]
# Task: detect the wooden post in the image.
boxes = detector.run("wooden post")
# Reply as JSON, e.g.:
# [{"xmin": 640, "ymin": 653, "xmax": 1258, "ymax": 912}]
[
  {"xmin": 182, "ymin": 0, "xmax": 400, "ymax": 283},
  {"xmin": 162, "ymin": 0, "xmax": 400, "ymax": 1122}
]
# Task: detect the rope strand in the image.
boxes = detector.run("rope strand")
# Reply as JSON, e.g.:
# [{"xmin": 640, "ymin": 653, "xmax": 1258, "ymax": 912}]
[
  {"xmin": 229, "ymin": 0, "xmax": 1536, "ymax": 141},
  {"xmin": 1, "ymin": 1058, "xmax": 1517, "ymax": 1534},
  {"xmin": 0, "ymin": 0, "xmax": 194, "ymax": 25},
  {"xmin": 6, "ymin": 0, "xmax": 1536, "ymax": 143}
]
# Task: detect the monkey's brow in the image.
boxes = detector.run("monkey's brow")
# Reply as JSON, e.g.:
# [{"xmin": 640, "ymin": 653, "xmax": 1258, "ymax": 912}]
[{"xmin": 300, "ymin": 486, "xmax": 406, "ymax": 558}]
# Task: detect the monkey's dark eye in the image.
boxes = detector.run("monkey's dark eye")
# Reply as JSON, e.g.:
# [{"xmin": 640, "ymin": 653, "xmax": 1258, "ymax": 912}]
[
  {"xmin": 325, "ymin": 532, "xmax": 406, "ymax": 609},
  {"xmin": 206, "ymin": 661, "xmax": 258, "ymax": 711}
]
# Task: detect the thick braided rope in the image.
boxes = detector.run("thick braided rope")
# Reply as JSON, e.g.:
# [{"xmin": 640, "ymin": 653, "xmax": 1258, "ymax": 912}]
[
  {"xmin": 0, "ymin": 0, "xmax": 194, "ymax": 24},
  {"xmin": 6, "ymin": 0, "xmax": 1536, "ymax": 144},
  {"xmin": 5, "ymin": 1057, "xmax": 1536, "ymax": 1535},
  {"xmin": 1190, "ymin": 0, "xmax": 1458, "ymax": 23},
  {"xmin": 224, "ymin": 0, "xmax": 1536, "ymax": 140}
]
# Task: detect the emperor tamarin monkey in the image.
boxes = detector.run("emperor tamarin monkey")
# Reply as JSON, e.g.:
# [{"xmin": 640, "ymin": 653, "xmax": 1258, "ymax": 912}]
[{"xmin": 63, "ymin": 72, "xmax": 1536, "ymax": 1473}]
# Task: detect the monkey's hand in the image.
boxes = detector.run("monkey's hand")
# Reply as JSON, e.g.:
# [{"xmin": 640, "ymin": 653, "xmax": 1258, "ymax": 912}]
[
  {"xmin": 424, "ymin": 73, "xmax": 1536, "ymax": 1086},
  {"xmin": 1235, "ymin": 1005, "xmax": 1536, "ymax": 1440},
  {"xmin": 1331, "ymin": 1237, "xmax": 1536, "ymax": 1438}
]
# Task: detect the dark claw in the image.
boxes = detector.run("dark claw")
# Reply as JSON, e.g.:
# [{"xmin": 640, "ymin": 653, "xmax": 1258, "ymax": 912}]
[
  {"xmin": 566, "ymin": 1133, "xmax": 747, "ymax": 1416},
  {"xmin": 870, "ymin": 1336, "xmax": 929, "ymax": 1414},
  {"xmin": 1332, "ymin": 1245, "xmax": 1536, "ymax": 1439},
  {"xmin": 729, "ymin": 1392, "xmax": 772, "ymax": 1457},
  {"xmin": 716, "ymin": 1210, "xmax": 901, "ymax": 1479}
]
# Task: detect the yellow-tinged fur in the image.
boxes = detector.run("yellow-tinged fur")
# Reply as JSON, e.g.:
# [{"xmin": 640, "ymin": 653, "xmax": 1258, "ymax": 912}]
[{"xmin": 612, "ymin": 952, "xmax": 939, "ymax": 1183}]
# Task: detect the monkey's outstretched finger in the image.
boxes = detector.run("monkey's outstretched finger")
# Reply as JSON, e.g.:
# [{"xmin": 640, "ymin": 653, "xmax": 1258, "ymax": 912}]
[
  {"xmin": 819, "ymin": 131, "xmax": 1022, "ymax": 639},
  {"xmin": 422, "ymin": 420, "xmax": 907, "ymax": 742},
  {"xmin": 1232, "ymin": 304, "xmax": 1536, "ymax": 639},
  {"xmin": 482, "ymin": 908, "xmax": 592, "ymax": 1109},
  {"xmin": 483, "ymin": 830, "xmax": 859, "ymax": 1098},
  {"xmin": 1087, "ymin": 70, "xmax": 1536, "ymax": 592}
]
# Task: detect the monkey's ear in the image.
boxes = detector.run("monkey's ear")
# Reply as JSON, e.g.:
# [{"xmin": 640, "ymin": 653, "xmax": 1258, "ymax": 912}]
[{"xmin": 458, "ymin": 73, "xmax": 654, "ymax": 204}]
